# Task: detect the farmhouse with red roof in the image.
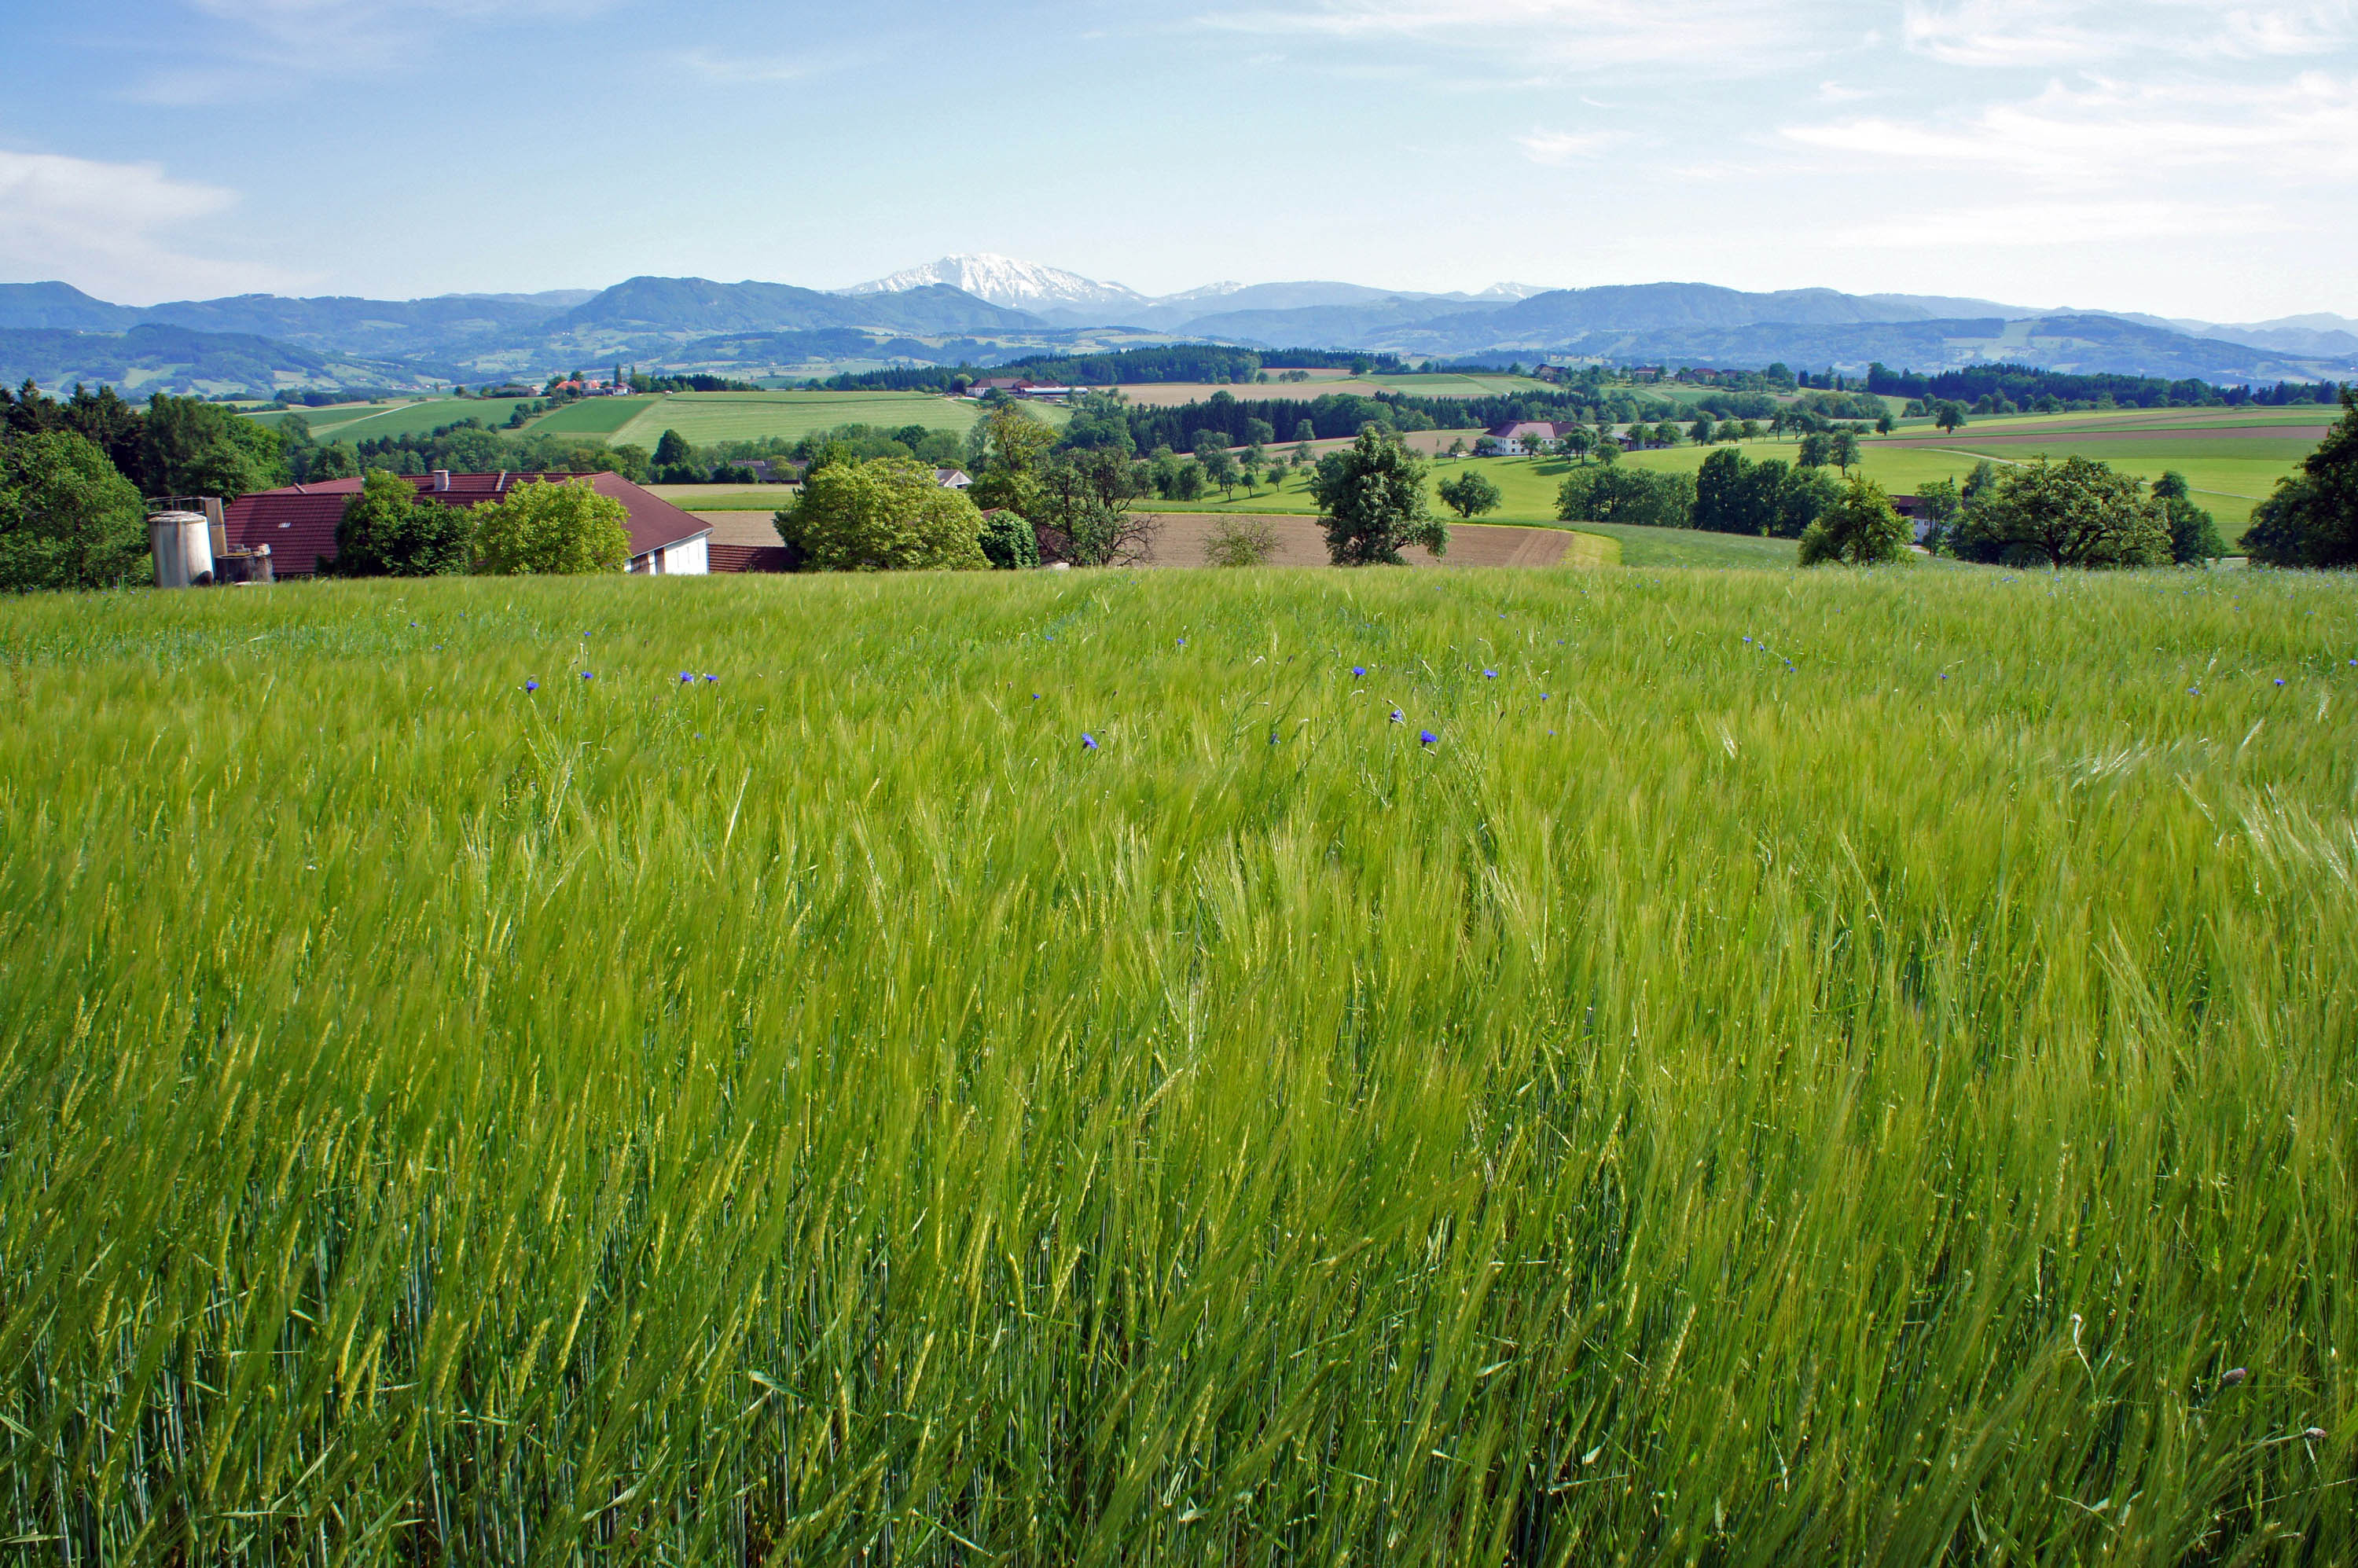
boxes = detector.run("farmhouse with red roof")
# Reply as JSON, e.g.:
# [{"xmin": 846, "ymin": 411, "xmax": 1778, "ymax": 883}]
[{"xmin": 224, "ymin": 471, "xmax": 729, "ymax": 576}]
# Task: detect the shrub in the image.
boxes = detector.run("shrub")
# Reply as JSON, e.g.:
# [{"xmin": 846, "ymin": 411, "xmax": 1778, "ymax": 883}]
[
  {"xmin": 328, "ymin": 468, "xmax": 468, "ymax": 578},
  {"xmin": 978, "ymin": 509, "xmax": 1039, "ymax": 571},
  {"xmin": 1204, "ymin": 516, "xmax": 1282, "ymax": 567},
  {"xmin": 780, "ymin": 457, "xmax": 989, "ymax": 572},
  {"xmin": 469, "ymin": 479, "xmax": 633, "ymax": 575}
]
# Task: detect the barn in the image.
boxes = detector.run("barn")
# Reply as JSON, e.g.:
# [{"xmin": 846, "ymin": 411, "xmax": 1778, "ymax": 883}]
[{"xmin": 223, "ymin": 471, "xmax": 721, "ymax": 576}]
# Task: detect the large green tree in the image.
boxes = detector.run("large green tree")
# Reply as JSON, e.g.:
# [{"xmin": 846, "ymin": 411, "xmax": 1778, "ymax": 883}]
[
  {"xmin": 1959, "ymin": 457, "xmax": 2170, "ymax": 568},
  {"xmin": 968, "ymin": 407, "xmax": 1059, "ymax": 520},
  {"xmin": 138, "ymin": 395, "xmax": 287, "ymax": 499},
  {"xmin": 1033, "ymin": 448, "xmax": 1155, "ymax": 567},
  {"xmin": 2241, "ymin": 387, "xmax": 2358, "ymax": 567},
  {"xmin": 2152, "ymin": 472, "xmax": 2227, "ymax": 564},
  {"xmin": 327, "ymin": 469, "xmax": 468, "ymax": 578},
  {"xmin": 470, "ymin": 479, "xmax": 633, "ymax": 575},
  {"xmin": 1311, "ymin": 427, "xmax": 1447, "ymax": 565},
  {"xmin": 1798, "ymin": 476, "xmax": 1912, "ymax": 566},
  {"xmin": 1556, "ymin": 465, "xmax": 1696, "ymax": 530},
  {"xmin": 0, "ymin": 430, "xmax": 150, "ymax": 592},
  {"xmin": 780, "ymin": 458, "xmax": 988, "ymax": 572}
]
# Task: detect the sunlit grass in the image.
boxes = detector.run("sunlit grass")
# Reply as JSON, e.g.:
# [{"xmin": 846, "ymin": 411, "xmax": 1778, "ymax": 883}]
[{"xmin": 2, "ymin": 566, "xmax": 2352, "ymax": 1563}]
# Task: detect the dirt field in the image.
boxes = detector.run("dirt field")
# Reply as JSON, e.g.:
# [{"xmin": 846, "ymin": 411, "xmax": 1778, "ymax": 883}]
[
  {"xmin": 1137, "ymin": 515, "xmax": 1596, "ymax": 569},
  {"xmin": 691, "ymin": 512, "xmax": 788, "ymax": 546}
]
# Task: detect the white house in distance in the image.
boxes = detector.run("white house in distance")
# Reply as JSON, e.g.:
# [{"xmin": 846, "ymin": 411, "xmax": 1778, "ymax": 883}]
[
  {"xmin": 1480, "ymin": 420, "xmax": 1577, "ymax": 457},
  {"xmin": 935, "ymin": 468, "xmax": 973, "ymax": 490}
]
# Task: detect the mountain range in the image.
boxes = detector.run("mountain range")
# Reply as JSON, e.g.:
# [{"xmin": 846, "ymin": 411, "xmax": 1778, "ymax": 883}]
[{"xmin": 2, "ymin": 255, "xmax": 2352, "ymax": 398}]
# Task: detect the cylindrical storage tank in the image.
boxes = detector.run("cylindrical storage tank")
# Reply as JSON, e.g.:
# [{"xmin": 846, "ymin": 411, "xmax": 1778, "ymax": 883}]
[{"xmin": 149, "ymin": 511, "xmax": 215, "ymax": 588}]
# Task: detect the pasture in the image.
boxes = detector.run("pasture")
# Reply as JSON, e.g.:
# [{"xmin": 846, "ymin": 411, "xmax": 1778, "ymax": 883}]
[
  {"xmin": 1114, "ymin": 374, "xmax": 1559, "ymax": 408},
  {"xmin": 249, "ymin": 397, "xmax": 536, "ymax": 442},
  {"xmin": 2, "ymin": 567, "xmax": 2351, "ymax": 1564},
  {"xmin": 611, "ymin": 391, "xmax": 988, "ymax": 449}
]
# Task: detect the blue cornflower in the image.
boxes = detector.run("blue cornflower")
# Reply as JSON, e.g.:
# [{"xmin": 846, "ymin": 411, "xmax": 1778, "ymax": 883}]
[
  {"xmin": 1390, "ymin": 710, "xmax": 1405, "ymax": 723},
  {"xmin": 524, "ymin": 679, "xmax": 538, "ymax": 692},
  {"xmin": 1743, "ymin": 636, "xmax": 1752, "ymax": 643},
  {"xmin": 1420, "ymin": 729, "xmax": 1438, "ymax": 745},
  {"xmin": 1939, "ymin": 673, "xmax": 1948, "ymax": 680},
  {"xmin": 1082, "ymin": 733, "xmax": 1098, "ymax": 750},
  {"xmin": 680, "ymin": 671, "xmax": 694, "ymax": 684},
  {"xmin": 2275, "ymin": 678, "xmax": 2286, "ymax": 686},
  {"xmin": 1483, "ymin": 669, "xmax": 1497, "ymax": 679},
  {"xmin": 582, "ymin": 670, "xmax": 594, "ymax": 681},
  {"xmin": 1031, "ymin": 692, "xmax": 1041, "ymax": 700},
  {"xmin": 704, "ymin": 674, "xmax": 717, "ymax": 683},
  {"xmin": 1540, "ymin": 693, "xmax": 1551, "ymax": 700},
  {"xmin": 1177, "ymin": 638, "xmax": 1186, "ymax": 646},
  {"xmin": 1352, "ymin": 666, "xmax": 1367, "ymax": 678}
]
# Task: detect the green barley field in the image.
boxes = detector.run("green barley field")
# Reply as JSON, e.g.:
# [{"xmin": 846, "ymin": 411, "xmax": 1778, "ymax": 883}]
[
  {"xmin": 609, "ymin": 391, "xmax": 990, "ymax": 450},
  {"xmin": 248, "ymin": 398, "xmax": 538, "ymax": 442},
  {"xmin": 2, "ymin": 565, "xmax": 2353, "ymax": 1564}
]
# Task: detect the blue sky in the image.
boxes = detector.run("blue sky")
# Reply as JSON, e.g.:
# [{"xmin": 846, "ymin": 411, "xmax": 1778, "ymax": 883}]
[{"xmin": 3, "ymin": 0, "xmax": 2354, "ymax": 319}]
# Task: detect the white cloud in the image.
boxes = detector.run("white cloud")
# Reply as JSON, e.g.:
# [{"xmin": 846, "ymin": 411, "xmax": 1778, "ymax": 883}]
[
  {"xmin": 1515, "ymin": 128, "xmax": 1625, "ymax": 163},
  {"xmin": 142, "ymin": 0, "xmax": 615, "ymax": 96},
  {"xmin": 1195, "ymin": 0, "xmax": 1833, "ymax": 77},
  {"xmin": 1830, "ymin": 198, "xmax": 2284, "ymax": 248},
  {"xmin": 675, "ymin": 48, "xmax": 846, "ymax": 84},
  {"xmin": 1785, "ymin": 72, "xmax": 2358, "ymax": 184},
  {"xmin": 0, "ymin": 150, "xmax": 303, "ymax": 303},
  {"xmin": 1901, "ymin": 0, "xmax": 2357, "ymax": 67}
]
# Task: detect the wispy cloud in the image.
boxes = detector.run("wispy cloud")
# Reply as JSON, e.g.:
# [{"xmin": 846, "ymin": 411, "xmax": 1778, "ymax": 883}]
[
  {"xmin": 0, "ymin": 149, "xmax": 304, "ymax": 303},
  {"xmin": 674, "ymin": 47, "xmax": 856, "ymax": 84},
  {"xmin": 1830, "ymin": 198, "xmax": 2283, "ymax": 248},
  {"xmin": 1901, "ymin": 0, "xmax": 2358, "ymax": 68},
  {"xmin": 138, "ymin": 0, "xmax": 616, "ymax": 97},
  {"xmin": 1515, "ymin": 128, "xmax": 1625, "ymax": 163},
  {"xmin": 1194, "ymin": 0, "xmax": 1837, "ymax": 79},
  {"xmin": 1786, "ymin": 72, "xmax": 2358, "ymax": 183}
]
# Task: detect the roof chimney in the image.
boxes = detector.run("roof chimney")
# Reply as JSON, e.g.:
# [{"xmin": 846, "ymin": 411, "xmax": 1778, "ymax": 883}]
[{"xmin": 433, "ymin": 469, "xmax": 451, "ymax": 492}]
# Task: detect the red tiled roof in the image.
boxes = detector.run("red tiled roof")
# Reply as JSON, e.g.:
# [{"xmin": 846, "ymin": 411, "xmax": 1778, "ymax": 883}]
[
  {"xmin": 222, "ymin": 472, "xmax": 708, "ymax": 576},
  {"xmin": 707, "ymin": 543, "xmax": 797, "ymax": 573}
]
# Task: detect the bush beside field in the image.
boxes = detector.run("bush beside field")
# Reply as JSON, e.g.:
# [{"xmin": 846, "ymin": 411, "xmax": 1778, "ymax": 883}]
[{"xmin": 1, "ymin": 569, "xmax": 2352, "ymax": 1562}]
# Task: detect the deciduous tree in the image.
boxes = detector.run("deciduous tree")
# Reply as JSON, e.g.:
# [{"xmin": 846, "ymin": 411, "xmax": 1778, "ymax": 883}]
[
  {"xmin": 0, "ymin": 429, "xmax": 149, "ymax": 591},
  {"xmin": 2241, "ymin": 387, "xmax": 2358, "ymax": 567},
  {"xmin": 1436, "ymin": 468, "xmax": 1503, "ymax": 520},
  {"xmin": 1798, "ymin": 476, "xmax": 1912, "ymax": 566},
  {"xmin": 471, "ymin": 478, "xmax": 634, "ymax": 575},
  {"xmin": 329, "ymin": 468, "xmax": 468, "ymax": 577},
  {"xmin": 1312, "ymin": 427, "xmax": 1447, "ymax": 565}
]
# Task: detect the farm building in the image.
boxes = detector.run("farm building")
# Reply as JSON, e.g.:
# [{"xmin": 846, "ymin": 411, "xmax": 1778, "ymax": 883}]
[
  {"xmin": 223, "ymin": 471, "xmax": 718, "ymax": 576},
  {"xmin": 935, "ymin": 468, "xmax": 972, "ymax": 490},
  {"xmin": 1481, "ymin": 420, "xmax": 1578, "ymax": 456}
]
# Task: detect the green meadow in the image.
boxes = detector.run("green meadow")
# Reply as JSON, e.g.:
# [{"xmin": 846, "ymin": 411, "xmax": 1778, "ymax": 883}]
[
  {"xmin": 249, "ymin": 398, "xmax": 538, "ymax": 442},
  {"xmin": 2, "ymin": 567, "xmax": 2352, "ymax": 1563},
  {"xmin": 610, "ymin": 391, "xmax": 990, "ymax": 449}
]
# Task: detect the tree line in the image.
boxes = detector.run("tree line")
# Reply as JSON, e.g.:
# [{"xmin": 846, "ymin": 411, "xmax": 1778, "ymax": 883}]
[
  {"xmin": 814, "ymin": 346, "xmax": 1417, "ymax": 394},
  {"xmin": 1864, "ymin": 362, "xmax": 2344, "ymax": 411}
]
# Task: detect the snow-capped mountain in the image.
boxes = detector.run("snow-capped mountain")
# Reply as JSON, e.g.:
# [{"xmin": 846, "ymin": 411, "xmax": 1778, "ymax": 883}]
[{"xmin": 841, "ymin": 254, "xmax": 1149, "ymax": 315}]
